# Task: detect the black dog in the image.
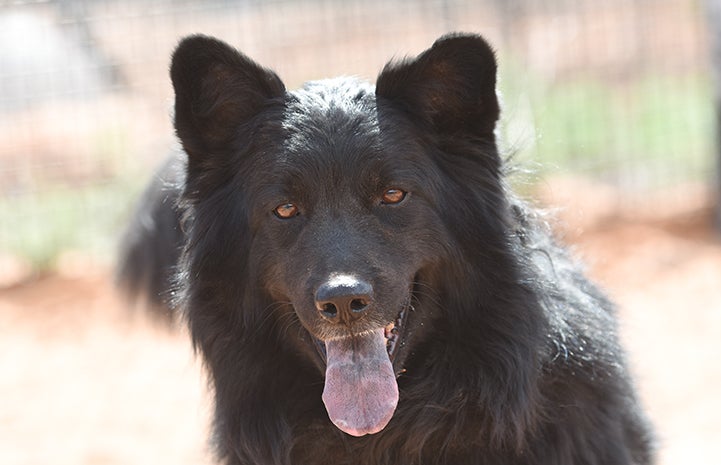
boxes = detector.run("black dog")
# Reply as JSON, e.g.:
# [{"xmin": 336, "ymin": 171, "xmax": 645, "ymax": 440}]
[{"xmin": 118, "ymin": 33, "xmax": 655, "ymax": 464}]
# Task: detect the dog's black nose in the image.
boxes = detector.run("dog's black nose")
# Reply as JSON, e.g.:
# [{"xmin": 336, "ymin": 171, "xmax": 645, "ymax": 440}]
[{"xmin": 315, "ymin": 275, "xmax": 372, "ymax": 324}]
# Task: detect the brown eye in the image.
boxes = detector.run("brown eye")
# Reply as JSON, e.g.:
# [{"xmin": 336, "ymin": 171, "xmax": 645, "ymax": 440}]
[
  {"xmin": 273, "ymin": 203, "xmax": 299, "ymax": 219},
  {"xmin": 381, "ymin": 188, "xmax": 407, "ymax": 205}
]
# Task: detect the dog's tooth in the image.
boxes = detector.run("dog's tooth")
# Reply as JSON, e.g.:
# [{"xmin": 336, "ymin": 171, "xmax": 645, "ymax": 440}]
[{"xmin": 384, "ymin": 322, "xmax": 395, "ymax": 338}]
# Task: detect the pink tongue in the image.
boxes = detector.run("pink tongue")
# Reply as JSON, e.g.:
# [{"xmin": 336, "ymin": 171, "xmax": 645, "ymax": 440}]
[{"xmin": 322, "ymin": 328, "xmax": 398, "ymax": 436}]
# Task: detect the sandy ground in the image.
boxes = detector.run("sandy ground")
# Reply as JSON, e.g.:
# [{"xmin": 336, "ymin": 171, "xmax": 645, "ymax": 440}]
[{"xmin": 1, "ymin": 188, "xmax": 720, "ymax": 465}]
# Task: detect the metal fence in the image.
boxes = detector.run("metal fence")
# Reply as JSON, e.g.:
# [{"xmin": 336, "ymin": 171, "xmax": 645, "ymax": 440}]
[{"xmin": 0, "ymin": 0, "xmax": 715, "ymax": 274}]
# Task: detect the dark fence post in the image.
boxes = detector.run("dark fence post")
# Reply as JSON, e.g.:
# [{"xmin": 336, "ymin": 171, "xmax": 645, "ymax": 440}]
[{"xmin": 707, "ymin": 0, "xmax": 721, "ymax": 230}]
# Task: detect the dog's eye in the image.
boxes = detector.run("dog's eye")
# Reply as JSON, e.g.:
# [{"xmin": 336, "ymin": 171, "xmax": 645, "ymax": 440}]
[
  {"xmin": 381, "ymin": 188, "xmax": 407, "ymax": 205},
  {"xmin": 273, "ymin": 203, "xmax": 299, "ymax": 219}
]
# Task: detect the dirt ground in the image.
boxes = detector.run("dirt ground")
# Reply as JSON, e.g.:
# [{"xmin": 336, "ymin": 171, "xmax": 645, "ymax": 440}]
[{"xmin": 1, "ymin": 184, "xmax": 720, "ymax": 465}]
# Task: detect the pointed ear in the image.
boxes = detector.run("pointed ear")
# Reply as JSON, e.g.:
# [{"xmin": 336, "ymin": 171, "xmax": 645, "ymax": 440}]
[
  {"xmin": 376, "ymin": 33, "xmax": 499, "ymax": 139},
  {"xmin": 170, "ymin": 35, "xmax": 285, "ymax": 160}
]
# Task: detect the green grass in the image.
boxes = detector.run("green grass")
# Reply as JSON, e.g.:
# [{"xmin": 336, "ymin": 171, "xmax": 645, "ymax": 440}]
[
  {"xmin": 500, "ymin": 70, "xmax": 715, "ymax": 188},
  {"xmin": 0, "ymin": 176, "xmax": 143, "ymax": 270}
]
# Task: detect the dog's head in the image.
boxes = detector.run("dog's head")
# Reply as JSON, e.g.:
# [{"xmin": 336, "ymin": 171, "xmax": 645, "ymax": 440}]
[{"xmin": 171, "ymin": 33, "xmax": 501, "ymax": 436}]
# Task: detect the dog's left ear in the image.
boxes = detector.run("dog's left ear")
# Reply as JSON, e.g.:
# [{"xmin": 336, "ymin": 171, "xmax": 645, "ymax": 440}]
[{"xmin": 376, "ymin": 33, "xmax": 499, "ymax": 139}]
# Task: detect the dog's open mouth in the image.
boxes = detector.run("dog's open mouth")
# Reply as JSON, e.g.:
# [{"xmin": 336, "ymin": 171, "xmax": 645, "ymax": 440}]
[
  {"xmin": 314, "ymin": 307, "xmax": 408, "ymax": 367},
  {"xmin": 312, "ymin": 306, "xmax": 409, "ymax": 437},
  {"xmin": 383, "ymin": 308, "xmax": 407, "ymax": 361}
]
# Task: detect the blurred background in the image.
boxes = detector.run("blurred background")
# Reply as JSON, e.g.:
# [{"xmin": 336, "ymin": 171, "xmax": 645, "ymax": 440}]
[{"xmin": 0, "ymin": 0, "xmax": 719, "ymax": 464}]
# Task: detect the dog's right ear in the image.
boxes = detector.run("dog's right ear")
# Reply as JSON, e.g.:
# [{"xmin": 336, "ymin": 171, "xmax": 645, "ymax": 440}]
[{"xmin": 171, "ymin": 35, "xmax": 285, "ymax": 162}]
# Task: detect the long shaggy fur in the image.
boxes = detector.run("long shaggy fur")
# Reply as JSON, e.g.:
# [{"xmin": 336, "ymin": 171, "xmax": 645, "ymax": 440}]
[{"xmin": 118, "ymin": 33, "xmax": 654, "ymax": 465}]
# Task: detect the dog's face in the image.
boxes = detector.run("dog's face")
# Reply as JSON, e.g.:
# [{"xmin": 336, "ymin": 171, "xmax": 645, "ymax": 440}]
[
  {"xmin": 171, "ymin": 34, "xmax": 500, "ymax": 436},
  {"xmin": 252, "ymin": 80, "xmax": 443, "ymax": 349},
  {"xmin": 250, "ymin": 86, "xmax": 453, "ymax": 435}
]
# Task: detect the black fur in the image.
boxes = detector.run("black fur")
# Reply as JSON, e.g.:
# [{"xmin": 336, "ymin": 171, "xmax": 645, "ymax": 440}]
[
  {"xmin": 117, "ymin": 154, "xmax": 184, "ymax": 318},
  {"xmin": 118, "ymin": 33, "xmax": 654, "ymax": 464}
]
